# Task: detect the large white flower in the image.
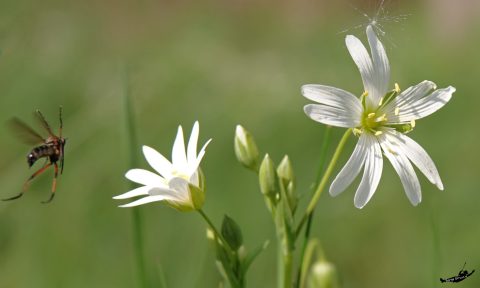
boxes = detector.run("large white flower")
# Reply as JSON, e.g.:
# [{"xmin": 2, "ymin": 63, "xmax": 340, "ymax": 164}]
[
  {"xmin": 302, "ymin": 25, "xmax": 455, "ymax": 208},
  {"xmin": 114, "ymin": 121, "xmax": 211, "ymax": 210}
]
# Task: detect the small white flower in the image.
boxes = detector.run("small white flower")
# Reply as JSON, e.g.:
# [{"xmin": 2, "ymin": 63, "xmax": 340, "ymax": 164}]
[
  {"xmin": 114, "ymin": 121, "xmax": 211, "ymax": 209},
  {"xmin": 302, "ymin": 25, "xmax": 455, "ymax": 208}
]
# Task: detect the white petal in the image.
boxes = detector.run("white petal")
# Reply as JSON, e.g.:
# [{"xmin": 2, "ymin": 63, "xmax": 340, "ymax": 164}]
[
  {"xmin": 168, "ymin": 177, "xmax": 191, "ymax": 201},
  {"xmin": 397, "ymin": 86, "xmax": 455, "ymax": 121},
  {"xmin": 379, "ymin": 134, "xmax": 421, "ymax": 206},
  {"xmin": 148, "ymin": 186, "xmax": 181, "ymax": 198},
  {"xmin": 113, "ymin": 186, "xmax": 150, "ymax": 199},
  {"xmin": 187, "ymin": 121, "xmax": 199, "ymax": 164},
  {"xmin": 389, "ymin": 132, "xmax": 443, "ymax": 190},
  {"xmin": 386, "ymin": 81, "xmax": 435, "ymax": 111},
  {"xmin": 143, "ymin": 145, "xmax": 173, "ymax": 179},
  {"xmin": 387, "ymin": 86, "xmax": 455, "ymax": 123},
  {"xmin": 330, "ymin": 134, "xmax": 369, "ymax": 196},
  {"xmin": 382, "ymin": 81, "xmax": 436, "ymax": 121},
  {"xmin": 113, "ymin": 186, "xmax": 177, "ymax": 200},
  {"xmin": 188, "ymin": 139, "xmax": 211, "ymax": 176},
  {"xmin": 366, "ymin": 25, "xmax": 390, "ymax": 102},
  {"xmin": 354, "ymin": 135, "xmax": 383, "ymax": 208},
  {"xmin": 125, "ymin": 169, "xmax": 167, "ymax": 187},
  {"xmin": 301, "ymin": 85, "xmax": 362, "ymax": 114},
  {"xmin": 345, "ymin": 34, "xmax": 377, "ymax": 107},
  {"xmin": 119, "ymin": 195, "xmax": 175, "ymax": 208},
  {"xmin": 189, "ymin": 170, "xmax": 200, "ymax": 187},
  {"xmin": 304, "ymin": 104, "xmax": 361, "ymax": 128},
  {"xmin": 172, "ymin": 125, "xmax": 188, "ymax": 171}
]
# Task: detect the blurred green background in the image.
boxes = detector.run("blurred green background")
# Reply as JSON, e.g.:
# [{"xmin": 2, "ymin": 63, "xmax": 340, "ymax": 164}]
[{"xmin": 0, "ymin": 0, "xmax": 479, "ymax": 287}]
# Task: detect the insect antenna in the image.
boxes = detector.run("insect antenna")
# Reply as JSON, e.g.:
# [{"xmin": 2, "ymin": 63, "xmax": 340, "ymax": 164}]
[
  {"xmin": 460, "ymin": 262, "xmax": 467, "ymax": 273},
  {"xmin": 35, "ymin": 109, "xmax": 54, "ymax": 136},
  {"xmin": 59, "ymin": 106, "xmax": 63, "ymax": 138}
]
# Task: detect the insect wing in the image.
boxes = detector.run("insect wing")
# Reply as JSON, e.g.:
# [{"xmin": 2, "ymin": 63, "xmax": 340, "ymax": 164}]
[
  {"xmin": 8, "ymin": 117, "xmax": 45, "ymax": 145},
  {"xmin": 34, "ymin": 109, "xmax": 54, "ymax": 136}
]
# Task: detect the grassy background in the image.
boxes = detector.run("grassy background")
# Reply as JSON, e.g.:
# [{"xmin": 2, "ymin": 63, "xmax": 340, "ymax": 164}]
[{"xmin": 0, "ymin": 0, "xmax": 479, "ymax": 287}]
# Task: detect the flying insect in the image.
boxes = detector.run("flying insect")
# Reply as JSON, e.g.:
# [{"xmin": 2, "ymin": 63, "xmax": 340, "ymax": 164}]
[
  {"xmin": 3, "ymin": 106, "xmax": 66, "ymax": 203},
  {"xmin": 440, "ymin": 262, "xmax": 475, "ymax": 283}
]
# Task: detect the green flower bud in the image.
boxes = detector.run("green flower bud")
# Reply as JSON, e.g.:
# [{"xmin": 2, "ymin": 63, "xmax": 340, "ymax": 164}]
[
  {"xmin": 259, "ymin": 154, "xmax": 279, "ymax": 203},
  {"xmin": 234, "ymin": 125, "xmax": 260, "ymax": 171},
  {"xmin": 277, "ymin": 155, "xmax": 297, "ymax": 212},
  {"xmin": 307, "ymin": 261, "xmax": 339, "ymax": 288},
  {"xmin": 221, "ymin": 215, "xmax": 243, "ymax": 251}
]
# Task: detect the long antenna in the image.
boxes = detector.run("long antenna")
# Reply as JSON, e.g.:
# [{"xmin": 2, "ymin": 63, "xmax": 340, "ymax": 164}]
[{"xmin": 460, "ymin": 262, "xmax": 467, "ymax": 272}]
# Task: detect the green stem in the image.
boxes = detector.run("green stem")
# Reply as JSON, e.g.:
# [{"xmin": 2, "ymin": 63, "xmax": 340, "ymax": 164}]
[
  {"xmin": 198, "ymin": 209, "xmax": 242, "ymax": 287},
  {"xmin": 296, "ymin": 129, "xmax": 352, "ymax": 237},
  {"xmin": 277, "ymin": 241, "xmax": 293, "ymax": 288},
  {"xmin": 124, "ymin": 69, "xmax": 148, "ymax": 288},
  {"xmin": 295, "ymin": 127, "xmax": 331, "ymax": 288},
  {"xmin": 197, "ymin": 209, "xmax": 235, "ymax": 258}
]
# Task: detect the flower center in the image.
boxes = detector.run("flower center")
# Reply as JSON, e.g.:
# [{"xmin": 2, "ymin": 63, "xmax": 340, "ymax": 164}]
[
  {"xmin": 361, "ymin": 111, "xmax": 387, "ymax": 134},
  {"xmin": 171, "ymin": 169, "xmax": 190, "ymax": 181},
  {"xmin": 354, "ymin": 84, "xmax": 416, "ymax": 137}
]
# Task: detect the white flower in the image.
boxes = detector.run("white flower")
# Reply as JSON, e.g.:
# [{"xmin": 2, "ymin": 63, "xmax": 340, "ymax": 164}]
[
  {"xmin": 302, "ymin": 25, "xmax": 455, "ymax": 208},
  {"xmin": 114, "ymin": 121, "xmax": 211, "ymax": 210}
]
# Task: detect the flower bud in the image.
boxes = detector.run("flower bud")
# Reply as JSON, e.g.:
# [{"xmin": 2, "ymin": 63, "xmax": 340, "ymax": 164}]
[
  {"xmin": 259, "ymin": 154, "xmax": 279, "ymax": 202},
  {"xmin": 307, "ymin": 260, "xmax": 339, "ymax": 288},
  {"xmin": 234, "ymin": 125, "xmax": 260, "ymax": 171},
  {"xmin": 221, "ymin": 215, "xmax": 243, "ymax": 251},
  {"xmin": 277, "ymin": 155, "xmax": 297, "ymax": 212}
]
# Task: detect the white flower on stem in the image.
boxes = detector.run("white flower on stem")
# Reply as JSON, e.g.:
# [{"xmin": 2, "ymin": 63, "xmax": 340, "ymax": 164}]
[
  {"xmin": 114, "ymin": 121, "xmax": 211, "ymax": 210},
  {"xmin": 302, "ymin": 25, "xmax": 455, "ymax": 208}
]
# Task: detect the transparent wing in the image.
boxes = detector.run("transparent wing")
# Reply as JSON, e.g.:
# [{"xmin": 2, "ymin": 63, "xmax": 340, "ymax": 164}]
[{"xmin": 8, "ymin": 117, "xmax": 45, "ymax": 145}]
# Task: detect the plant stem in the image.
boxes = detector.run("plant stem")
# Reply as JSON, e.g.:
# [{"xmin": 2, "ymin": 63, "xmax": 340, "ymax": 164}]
[
  {"xmin": 197, "ymin": 209, "xmax": 235, "ymax": 257},
  {"xmin": 296, "ymin": 129, "xmax": 352, "ymax": 237},
  {"xmin": 277, "ymin": 241, "xmax": 293, "ymax": 288},
  {"xmin": 124, "ymin": 69, "xmax": 148, "ymax": 288},
  {"xmin": 198, "ymin": 209, "xmax": 242, "ymax": 287},
  {"xmin": 295, "ymin": 126, "xmax": 331, "ymax": 288}
]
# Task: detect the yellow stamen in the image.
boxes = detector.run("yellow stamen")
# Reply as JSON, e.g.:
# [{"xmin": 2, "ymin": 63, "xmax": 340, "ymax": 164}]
[
  {"xmin": 376, "ymin": 114, "xmax": 387, "ymax": 122},
  {"xmin": 410, "ymin": 119, "xmax": 416, "ymax": 128},
  {"xmin": 367, "ymin": 112, "xmax": 376, "ymax": 119},
  {"xmin": 394, "ymin": 107, "xmax": 400, "ymax": 116},
  {"xmin": 394, "ymin": 83, "xmax": 401, "ymax": 93},
  {"xmin": 353, "ymin": 128, "xmax": 363, "ymax": 136},
  {"xmin": 378, "ymin": 97, "xmax": 384, "ymax": 106},
  {"xmin": 361, "ymin": 91, "xmax": 369, "ymax": 97},
  {"xmin": 374, "ymin": 130, "xmax": 383, "ymax": 136}
]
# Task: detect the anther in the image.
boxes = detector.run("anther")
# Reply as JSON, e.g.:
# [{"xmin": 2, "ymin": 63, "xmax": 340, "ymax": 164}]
[
  {"xmin": 375, "ymin": 114, "xmax": 387, "ymax": 122},
  {"xmin": 410, "ymin": 119, "xmax": 416, "ymax": 128},
  {"xmin": 374, "ymin": 131, "xmax": 383, "ymax": 136},
  {"xmin": 394, "ymin": 107, "xmax": 400, "ymax": 116},
  {"xmin": 361, "ymin": 91, "xmax": 369, "ymax": 97},
  {"xmin": 394, "ymin": 83, "xmax": 401, "ymax": 93},
  {"xmin": 367, "ymin": 112, "xmax": 376, "ymax": 119},
  {"xmin": 353, "ymin": 128, "xmax": 363, "ymax": 136},
  {"xmin": 378, "ymin": 97, "xmax": 384, "ymax": 106}
]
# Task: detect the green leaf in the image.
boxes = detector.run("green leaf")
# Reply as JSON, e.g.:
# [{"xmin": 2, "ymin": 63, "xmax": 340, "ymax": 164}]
[
  {"xmin": 221, "ymin": 215, "xmax": 244, "ymax": 251},
  {"xmin": 241, "ymin": 240, "xmax": 270, "ymax": 276}
]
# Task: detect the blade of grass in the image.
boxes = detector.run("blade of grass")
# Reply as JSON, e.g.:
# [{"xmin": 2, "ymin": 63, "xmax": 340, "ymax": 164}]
[{"xmin": 124, "ymin": 68, "xmax": 148, "ymax": 288}]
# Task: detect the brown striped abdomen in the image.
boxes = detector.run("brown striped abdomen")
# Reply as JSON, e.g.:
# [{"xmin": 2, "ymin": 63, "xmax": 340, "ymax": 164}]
[{"xmin": 27, "ymin": 144, "xmax": 56, "ymax": 167}]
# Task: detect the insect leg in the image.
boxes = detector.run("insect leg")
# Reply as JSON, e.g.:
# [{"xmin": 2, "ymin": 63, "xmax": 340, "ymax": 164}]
[
  {"xmin": 2, "ymin": 163, "xmax": 52, "ymax": 201},
  {"xmin": 42, "ymin": 162, "xmax": 58, "ymax": 203}
]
